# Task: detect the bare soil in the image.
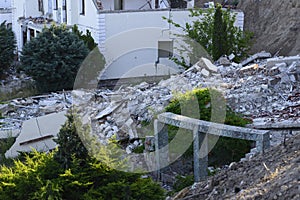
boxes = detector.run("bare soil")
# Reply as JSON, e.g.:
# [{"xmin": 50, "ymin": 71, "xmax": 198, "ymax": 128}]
[
  {"xmin": 237, "ymin": 0, "xmax": 300, "ymax": 56},
  {"xmin": 171, "ymin": 134, "xmax": 300, "ymax": 199}
]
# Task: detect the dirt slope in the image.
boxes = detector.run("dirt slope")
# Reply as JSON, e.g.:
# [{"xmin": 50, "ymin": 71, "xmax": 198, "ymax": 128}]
[
  {"xmin": 237, "ymin": 0, "xmax": 300, "ymax": 56},
  {"xmin": 171, "ymin": 134, "xmax": 300, "ymax": 199}
]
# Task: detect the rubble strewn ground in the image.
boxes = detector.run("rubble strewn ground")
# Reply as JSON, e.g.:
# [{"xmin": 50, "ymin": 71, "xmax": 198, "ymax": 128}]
[
  {"xmin": 2, "ymin": 53, "xmax": 299, "ymax": 155},
  {"xmin": 171, "ymin": 133, "xmax": 300, "ymax": 200}
]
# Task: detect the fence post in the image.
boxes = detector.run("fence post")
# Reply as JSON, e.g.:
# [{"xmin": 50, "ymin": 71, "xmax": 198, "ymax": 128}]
[
  {"xmin": 154, "ymin": 119, "xmax": 169, "ymax": 181},
  {"xmin": 193, "ymin": 126, "xmax": 208, "ymax": 182}
]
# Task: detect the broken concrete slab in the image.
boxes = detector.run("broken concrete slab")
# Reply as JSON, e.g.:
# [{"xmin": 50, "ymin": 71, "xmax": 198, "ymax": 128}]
[
  {"xmin": 266, "ymin": 56, "xmax": 300, "ymax": 68},
  {"xmin": 95, "ymin": 102, "xmax": 122, "ymax": 120},
  {"xmin": 5, "ymin": 111, "xmax": 67, "ymax": 158},
  {"xmin": 241, "ymin": 51, "xmax": 272, "ymax": 66},
  {"xmin": 197, "ymin": 57, "xmax": 218, "ymax": 72}
]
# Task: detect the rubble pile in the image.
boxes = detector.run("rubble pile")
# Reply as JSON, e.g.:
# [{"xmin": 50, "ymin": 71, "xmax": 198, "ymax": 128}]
[
  {"xmin": 72, "ymin": 57, "xmax": 222, "ymax": 152},
  {"xmin": 72, "ymin": 54, "xmax": 300, "ymax": 153},
  {"xmin": 1, "ymin": 53, "xmax": 299, "ymax": 153},
  {"xmin": 0, "ymin": 92, "xmax": 71, "ymax": 133},
  {"xmin": 219, "ymin": 54, "xmax": 300, "ymax": 126}
]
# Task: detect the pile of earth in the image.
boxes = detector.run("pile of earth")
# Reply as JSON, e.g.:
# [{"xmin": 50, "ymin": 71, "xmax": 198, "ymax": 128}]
[{"xmin": 171, "ymin": 133, "xmax": 300, "ymax": 200}]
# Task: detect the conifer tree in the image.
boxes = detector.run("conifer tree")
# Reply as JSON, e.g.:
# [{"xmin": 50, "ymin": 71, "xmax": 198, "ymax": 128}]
[
  {"xmin": 212, "ymin": 4, "xmax": 228, "ymax": 60},
  {"xmin": 20, "ymin": 24, "xmax": 89, "ymax": 92}
]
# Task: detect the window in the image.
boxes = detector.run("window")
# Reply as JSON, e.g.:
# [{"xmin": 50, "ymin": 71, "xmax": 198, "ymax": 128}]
[
  {"xmin": 158, "ymin": 41, "xmax": 173, "ymax": 58},
  {"xmin": 38, "ymin": 0, "xmax": 43, "ymax": 12},
  {"xmin": 114, "ymin": 0, "xmax": 123, "ymax": 10},
  {"xmin": 53, "ymin": 0, "xmax": 58, "ymax": 10},
  {"xmin": 79, "ymin": 0, "xmax": 85, "ymax": 15}
]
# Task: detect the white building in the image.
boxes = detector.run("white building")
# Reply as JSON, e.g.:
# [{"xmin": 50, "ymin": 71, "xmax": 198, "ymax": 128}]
[
  {"xmin": 11, "ymin": 0, "xmax": 244, "ymax": 79},
  {"xmin": 0, "ymin": 0, "xmax": 12, "ymax": 27}
]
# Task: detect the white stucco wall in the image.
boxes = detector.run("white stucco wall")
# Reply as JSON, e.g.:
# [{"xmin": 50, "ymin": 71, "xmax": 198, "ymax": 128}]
[
  {"xmin": 97, "ymin": 10, "xmax": 192, "ymax": 79},
  {"xmin": 0, "ymin": 0, "xmax": 11, "ymax": 8},
  {"xmin": 97, "ymin": 9, "xmax": 244, "ymax": 79},
  {"xmin": 0, "ymin": 10, "xmax": 12, "ymax": 25},
  {"xmin": 12, "ymin": 0, "xmax": 24, "ymax": 52},
  {"xmin": 76, "ymin": 0, "xmax": 99, "ymax": 40}
]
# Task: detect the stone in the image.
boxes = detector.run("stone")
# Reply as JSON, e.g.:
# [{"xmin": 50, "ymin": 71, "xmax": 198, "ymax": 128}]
[
  {"xmin": 95, "ymin": 103, "xmax": 121, "ymax": 120},
  {"xmin": 228, "ymin": 53, "xmax": 235, "ymax": 61},
  {"xmin": 266, "ymin": 55, "xmax": 300, "ymax": 68},
  {"xmin": 217, "ymin": 56, "xmax": 231, "ymax": 66},
  {"xmin": 198, "ymin": 57, "xmax": 218, "ymax": 72},
  {"xmin": 201, "ymin": 68, "xmax": 210, "ymax": 77},
  {"xmin": 241, "ymin": 51, "xmax": 272, "ymax": 66}
]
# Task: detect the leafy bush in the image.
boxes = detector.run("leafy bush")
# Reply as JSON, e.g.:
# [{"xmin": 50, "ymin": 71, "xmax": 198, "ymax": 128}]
[
  {"xmin": 0, "ymin": 21, "xmax": 16, "ymax": 76},
  {"xmin": 164, "ymin": 4, "xmax": 253, "ymax": 68},
  {"xmin": 20, "ymin": 24, "xmax": 89, "ymax": 92},
  {"xmin": 165, "ymin": 88, "xmax": 252, "ymax": 166}
]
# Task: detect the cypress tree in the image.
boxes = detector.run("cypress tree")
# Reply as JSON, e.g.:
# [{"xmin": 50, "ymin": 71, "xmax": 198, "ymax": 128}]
[{"xmin": 212, "ymin": 4, "xmax": 227, "ymax": 60}]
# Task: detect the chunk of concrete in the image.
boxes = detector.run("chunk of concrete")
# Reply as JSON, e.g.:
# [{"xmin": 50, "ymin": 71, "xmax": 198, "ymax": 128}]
[
  {"xmin": 201, "ymin": 68, "xmax": 210, "ymax": 77},
  {"xmin": 5, "ymin": 111, "xmax": 67, "ymax": 158},
  {"xmin": 241, "ymin": 51, "xmax": 272, "ymax": 66},
  {"xmin": 266, "ymin": 56, "xmax": 300, "ymax": 68},
  {"xmin": 95, "ymin": 103, "xmax": 122, "ymax": 120},
  {"xmin": 198, "ymin": 57, "xmax": 218, "ymax": 72}
]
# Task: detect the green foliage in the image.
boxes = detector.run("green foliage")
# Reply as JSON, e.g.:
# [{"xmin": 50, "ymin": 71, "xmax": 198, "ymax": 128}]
[
  {"xmin": 173, "ymin": 175, "xmax": 194, "ymax": 192},
  {"xmin": 212, "ymin": 4, "xmax": 227, "ymax": 60},
  {"xmin": 20, "ymin": 24, "xmax": 89, "ymax": 93},
  {"xmin": 0, "ymin": 114, "xmax": 165, "ymax": 200},
  {"xmin": 165, "ymin": 88, "xmax": 252, "ymax": 166},
  {"xmin": 164, "ymin": 5, "xmax": 253, "ymax": 66},
  {"xmin": 0, "ymin": 137, "xmax": 16, "ymax": 166},
  {"xmin": 53, "ymin": 113, "xmax": 88, "ymax": 169},
  {"xmin": 72, "ymin": 25, "xmax": 97, "ymax": 51},
  {"xmin": 0, "ymin": 21, "xmax": 16, "ymax": 76}
]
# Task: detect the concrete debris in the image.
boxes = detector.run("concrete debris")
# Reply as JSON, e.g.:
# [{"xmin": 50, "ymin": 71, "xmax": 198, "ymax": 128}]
[
  {"xmin": 217, "ymin": 56, "xmax": 232, "ymax": 66},
  {"xmin": 266, "ymin": 55, "xmax": 300, "ymax": 67},
  {"xmin": 2, "ymin": 53, "xmax": 299, "ymax": 157},
  {"xmin": 5, "ymin": 111, "xmax": 67, "ymax": 158},
  {"xmin": 71, "ymin": 53, "xmax": 299, "ymax": 152},
  {"xmin": 240, "ymin": 51, "xmax": 272, "ymax": 66},
  {"xmin": 0, "ymin": 92, "xmax": 71, "ymax": 138},
  {"xmin": 197, "ymin": 57, "xmax": 218, "ymax": 72}
]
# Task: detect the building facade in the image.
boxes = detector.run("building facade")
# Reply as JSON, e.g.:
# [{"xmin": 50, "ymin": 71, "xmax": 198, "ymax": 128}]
[{"xmin": 11, "ymin": 0, "xmax": 244, "ymax": 79}]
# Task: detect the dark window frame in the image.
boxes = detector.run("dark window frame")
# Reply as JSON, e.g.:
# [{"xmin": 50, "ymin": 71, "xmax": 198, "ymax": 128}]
[{"xmin": 80, "ymin": 0, "xmax": 85, "ymax": 15}]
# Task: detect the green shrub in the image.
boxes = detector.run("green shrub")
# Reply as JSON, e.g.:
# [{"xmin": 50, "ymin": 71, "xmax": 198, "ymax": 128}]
[
  {"xmin": 164, "ymin": 4, "xmax": 253, "ymax": 68},
  {"xmin": 165, "ymin": 88, "xmax": 252, "ymax": 166},
  {"xmin": 20, "ymin": 24, "xmax": 89, "ymax": 93},
  {"xmin": 0, "ymin": 114, "xmax": 166, "ymax": 200}
]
